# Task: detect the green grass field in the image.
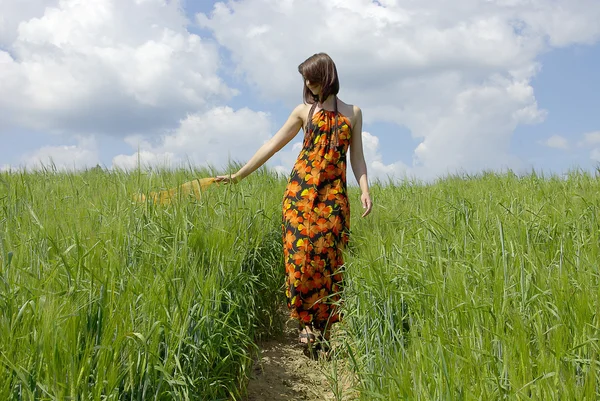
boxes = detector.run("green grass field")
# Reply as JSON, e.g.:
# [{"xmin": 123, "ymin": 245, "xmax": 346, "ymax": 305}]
[{"xmin": 1, "ymin": 168, "xmax": 599, "ymax": 399}]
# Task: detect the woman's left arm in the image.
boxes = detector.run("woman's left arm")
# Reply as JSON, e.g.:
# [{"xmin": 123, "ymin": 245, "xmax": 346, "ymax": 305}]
[{"xmin": 349, "ymin": 106, "xmax": 373, "ymax": 217}]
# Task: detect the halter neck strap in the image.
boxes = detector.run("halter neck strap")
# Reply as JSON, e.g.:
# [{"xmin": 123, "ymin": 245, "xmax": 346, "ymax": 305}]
[{"xmin": 303, "ymin": 96, "xmax": 340, "ymax": 150}]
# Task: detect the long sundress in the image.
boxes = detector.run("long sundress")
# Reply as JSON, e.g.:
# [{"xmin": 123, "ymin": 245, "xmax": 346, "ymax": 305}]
[{"xmin": 282, "ymin": 102, "xmax": 351, "ymax": 331}]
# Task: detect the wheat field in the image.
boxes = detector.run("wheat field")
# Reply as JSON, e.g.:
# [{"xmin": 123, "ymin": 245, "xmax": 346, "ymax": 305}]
[{"xmin": 1, "ymin": 167, "xmax": 599, "ymax": 400}]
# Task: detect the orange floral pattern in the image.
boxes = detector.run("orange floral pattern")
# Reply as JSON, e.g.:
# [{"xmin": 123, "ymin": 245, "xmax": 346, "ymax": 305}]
[{"xmin": 282, "ymin": 109, "xmax": 351, "ymax": 331}]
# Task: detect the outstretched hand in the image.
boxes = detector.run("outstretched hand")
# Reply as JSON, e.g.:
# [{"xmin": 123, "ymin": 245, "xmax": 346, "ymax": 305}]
[
  {"xmin": 214, "ymin": 174, "xmax": 240, "ymax": 184},
  {"xmin": 361, "ymin": 192, "xmax": 373, "ymax": 217}
]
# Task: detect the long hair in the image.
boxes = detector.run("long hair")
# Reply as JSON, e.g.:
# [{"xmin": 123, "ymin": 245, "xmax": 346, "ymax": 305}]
[{"xmin": 298, "ymin": 53, "xmax": 339, "ymax": 104}]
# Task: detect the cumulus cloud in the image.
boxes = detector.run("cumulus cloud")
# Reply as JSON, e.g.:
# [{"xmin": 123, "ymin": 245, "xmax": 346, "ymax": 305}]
[
  {"xmin": 197, "ymin": 0, "xmax": 600, "ymax": 178},
  {"xmin": 112, "ymin": 106, "xmax": 272, "ymax": 170},
  {"xmin": 0, "ymin": 0, "xmax": 233, "ymax": 136},
  {"xmin": 580, "ymin": 131, "xmax": 600, "ymax": 146},
  {"xmin": 578, "ymin": 131, "xmax": 600, "ymax": 163},
  {"xmin": 2, "ymin": 0, "xmax": 600, "ymax": 178},
  {"xmin": 14, "ymin": 136, "xmax": 100, "ymax": 171},
  {"xmin": 539, "ymin": 135, "xmax": 569, "ymax": 150},
  {"xmin": 358, "ymin": 131, "xmax": 408, "ymax": 182},
  {"xmin": 0, "ymin": 0, "xmax": 58, "ymax": 46}
]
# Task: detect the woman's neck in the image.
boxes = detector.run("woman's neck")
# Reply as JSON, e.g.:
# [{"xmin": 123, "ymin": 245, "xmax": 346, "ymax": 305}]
[{"xmin": 318, "ymin": 94, "xmax": 336, "ymax": 109}]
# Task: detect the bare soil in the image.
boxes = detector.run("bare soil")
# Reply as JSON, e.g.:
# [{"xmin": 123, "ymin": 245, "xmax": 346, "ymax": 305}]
[{"xmin": 244, "ymin": 318, "xmax": 357, "ymax": 401}]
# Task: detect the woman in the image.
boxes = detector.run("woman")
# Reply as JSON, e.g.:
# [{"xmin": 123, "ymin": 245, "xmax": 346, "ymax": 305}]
[{"xmin": 215, "ymin": 52, "xmax": 372, "ymax": 348}]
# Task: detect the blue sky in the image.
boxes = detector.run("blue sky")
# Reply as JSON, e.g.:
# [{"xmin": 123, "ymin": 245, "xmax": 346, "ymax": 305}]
[
  {"xmin": 1, "ymin": 0, "xmax": 599, "ymax": 181},
  {"xmin": 512, "ymin": 45, "xmax": 600, "ymax": 174}
]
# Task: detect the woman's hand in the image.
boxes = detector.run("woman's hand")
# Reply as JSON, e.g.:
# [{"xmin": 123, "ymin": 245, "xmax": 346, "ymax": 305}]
[
  {"xmin": 361, "ymin": 192, "xmax": 372, "ymax": 217},
  {"xmin": 214, "ymin": 173, "xmax": 240, "ymax": 184}
]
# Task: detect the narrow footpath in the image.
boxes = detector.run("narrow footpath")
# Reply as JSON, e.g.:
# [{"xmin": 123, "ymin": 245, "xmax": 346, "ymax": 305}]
[{"xmin": 244, "ymin": 317, "xmax": 356, "ymax": 401}]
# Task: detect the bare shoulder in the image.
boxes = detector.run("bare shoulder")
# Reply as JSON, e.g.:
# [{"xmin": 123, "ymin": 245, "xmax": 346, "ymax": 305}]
[
  {"xmin": 291, "ymin": 103, "xmax": 310, "ymax": 117},
  {"xmin": 291, "ymin": 103, "xmax": 311, "ymax": 125},
  {"xmin": 337, "ymin": 98, "xmax": 361, "ymax": 128}
]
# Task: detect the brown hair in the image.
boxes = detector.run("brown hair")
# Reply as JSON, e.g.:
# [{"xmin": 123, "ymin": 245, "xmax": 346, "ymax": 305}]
[
  {"xmin": 298, "ymin": 53, "xmax": 341, "ymax": 149},
  {"xmin": 298, "ymin": 53, "xmax": 339, "ymax": 104}
]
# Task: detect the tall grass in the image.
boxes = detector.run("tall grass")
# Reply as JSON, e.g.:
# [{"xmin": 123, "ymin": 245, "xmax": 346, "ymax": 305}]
[
  {"xmin": 343, "ymin": 170, "xmax": 600, "ymax": 399},
  {"xmin": 0, "ymin": 167, "xmax": 285, "ymax": 400},
  {"xmin": 2, "ymin": 167, "xmax": 599, "ymax": 399}
]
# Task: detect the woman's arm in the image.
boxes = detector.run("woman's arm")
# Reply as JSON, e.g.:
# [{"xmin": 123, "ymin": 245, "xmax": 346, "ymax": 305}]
[
  {"xmin": 215, "ymin": 104, "xmax": 305, "ymax": 183},
  {"xmin": 349, "ymin": 106, "xmax": 373, "ymax": 217}
]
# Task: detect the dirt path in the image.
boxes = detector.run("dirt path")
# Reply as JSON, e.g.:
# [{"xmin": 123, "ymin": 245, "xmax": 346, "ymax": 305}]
[{"xmin": 244, "ymin": 318, "xmax": 357, "ymax": 401}]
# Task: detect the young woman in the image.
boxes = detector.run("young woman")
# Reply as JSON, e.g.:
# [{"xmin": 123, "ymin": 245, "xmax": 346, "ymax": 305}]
[{"xmin": 215, "ymin": 52, "xmax": 372, "ymax": 349}]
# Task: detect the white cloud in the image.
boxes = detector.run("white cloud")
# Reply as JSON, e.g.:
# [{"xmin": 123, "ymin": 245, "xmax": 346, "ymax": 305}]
[
  {"xmin": 197, "ymin": 0, "xmax": 600, "ymax": 178},
  {"xmin": 111, "ymin": 150, "xmax": 178, "ymax": 170},
  {"xmin": 579, "ymin": 131, "xmax": 600, "ymax": 163},
  {"xmin": 539, "ymin": 135, "xmax": 569, "ymax": 150},
  {"xmin": 0, "ymin": 0, "xmax": 58, "ymax": 46},
  {"xmin": 16, "ymin": 136, "xmax": 100, "ymax": 171},
  {"xmin": 358, "ymin": 131, "xmax": 408, "ymax": 182},
  {"xmin": 2, "ymin": 0, "xmax": 600, "ymax": 178},
  {"xmin": 0, "ymin": 0, "xmax": 233, "ymax": 136},
  {"xmin": 112, "ymin": 106, "xmax": 272, "ymax": 170},
  {"xmin": 581, "ymin": 131, "xmax": 600, "ymax": 146}
]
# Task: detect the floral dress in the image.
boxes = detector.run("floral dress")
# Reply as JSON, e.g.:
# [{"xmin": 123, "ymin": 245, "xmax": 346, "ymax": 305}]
[{"xmin": 282, "ymin": 102, "xmax": 351, "ymax": 331}]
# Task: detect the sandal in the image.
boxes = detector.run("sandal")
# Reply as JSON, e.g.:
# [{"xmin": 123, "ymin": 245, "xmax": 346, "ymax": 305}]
[
  {"xmin": 298, "ymin": 331, "xmax": 318, "ymax": 345},
  {"xmin": 298, "ymin": 325, "xmax": 319, "ymax": 345}
]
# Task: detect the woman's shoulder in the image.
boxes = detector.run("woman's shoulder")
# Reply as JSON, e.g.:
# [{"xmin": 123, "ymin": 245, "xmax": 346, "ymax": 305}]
[
  {"xmin": 292, "ymin": 103, "xmax": 313, "ymax": 116},
  {"xmin": 337, "ymin": 99, "xmax": 361, "ymax": 126},
  {"xmin": 291, "ymin": 100, "xmax": 361, "ymax": 127},
  {"xmin": 291, "ymin": 103, "xmax": 312, "ymax": 127}
]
